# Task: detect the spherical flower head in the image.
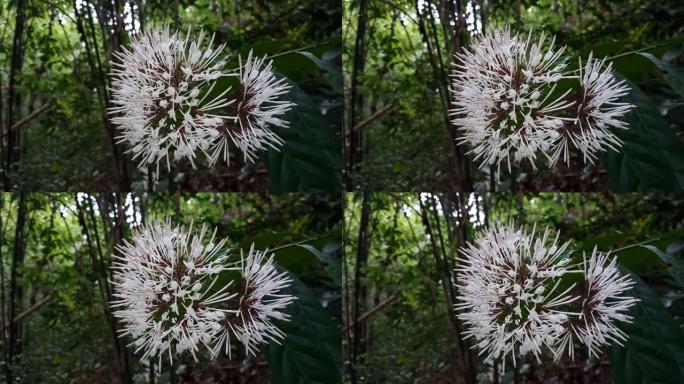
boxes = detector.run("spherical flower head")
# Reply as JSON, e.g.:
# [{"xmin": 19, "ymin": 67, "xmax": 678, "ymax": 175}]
[
  {"xmin": 450, "ymin": 28, "xmax": 574, "ymax": 172},
  {"xmin": 210, "ymin": 50, "xmax": 294, "ymax": 165},
  {"xmin": 109, "ymin": 25, "xmax": 235, "ymax": 173},
  {"xmin": 111, "ymin": 219, "xmax": 236, "ymax": 366},
  {"xmin": 558, "ymin": 247, "xmax": 638, "ymax": 359},
  {"xmin": 551, "ymin": 53, "xmax": 634, "ymax": 165},
  {"xmin": 455, "ymin": 223, "xmax": 578, "ymax": 368},
  {"xmin": 212, "ymin": 244, "xmax": 295, "ymax": 358}
]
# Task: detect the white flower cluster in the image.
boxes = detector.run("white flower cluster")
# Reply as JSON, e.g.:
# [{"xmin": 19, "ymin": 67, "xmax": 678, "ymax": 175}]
[
  {"xmin": 109, "ymin": 26, "xmax": 293, "ymax": 173},
  {"xmin": 554, "ymin": 53, "xmax": 632, "ymax": 165},
  {"xmin": 111, "ymin": 220, "xmax": 295, "ymax": 366},
  {"xmin": 450, "ymin": 28, "xmax": 633, "ymax": 172},
  {"xmin": 558, "ymin": 248, "xmax": 638, "ymax": 359},
  {"xmin": 210, "ymin": 51, "xmax": 295, "ymax": 165},
  {"xmin": 455, "ymin": 223, "xmax": 637, "ymax": 368},
  {"xmin": 213, "ymin": 244, "xmax": 295, "ymax": 358}
]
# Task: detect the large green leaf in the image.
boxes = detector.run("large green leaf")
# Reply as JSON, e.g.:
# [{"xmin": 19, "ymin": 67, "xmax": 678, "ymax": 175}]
[
  {"xmin": 578, "ymin": 229, "xmax": 684, "ymax": 273},
  {"xmin": 264, "ymin": 270, "xmax": 342, "ymax": 384},
  {"xmin": 602, "ymin": 78, "xmax": 684, "ymax": 191},
  {"xmin": 299, "ymin": 48, "xmax": 343, "ymax": 94},
  {"xmin": 642, "ymin": 241, "xmax": 684, "ymax": 288},
  {"xmin": 639, "ymin": 53, "xmax": 684, "ymax": 99},
  {"xmin": 299, "ymin": 240, "xmax": 342, "ymax": 286},
  {"xmin": 608, "ymin": 270, "xmax": 684, "ymax": 384},
  {"xmin": 236, "ymin": 231, "xmax": 339, "ymax": 274},
  {"xmin": 581, "ymin": 36, "xmax": 684, "ymax": 81},
  {"xmin": 264, "ymin": 80, "xmax": 342, "ymax": 192},
  {"xmin": 233, "ymin": 37, "xmax": 340, "ymax": 81}
]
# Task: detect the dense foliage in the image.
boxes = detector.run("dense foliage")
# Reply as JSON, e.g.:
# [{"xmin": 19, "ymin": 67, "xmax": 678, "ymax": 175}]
[
  {"xmin": 343, "ymin": 0, "xmax": 684, "ymax": 191},
  {"xmin": 0, "ymin": 0, "xmax": 342, "ymax": 192},
  {"xmin": 344, "ymin": 193, "xmax": 684, "ymax": 383},
  {"xmin": 0, "ymin": 192, "xmax": 342, "ymax": 383}
]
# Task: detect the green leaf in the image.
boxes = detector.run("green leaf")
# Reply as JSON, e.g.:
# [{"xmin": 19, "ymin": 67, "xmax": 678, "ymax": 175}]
[
  {"xmin": 608, "ymin": 269, "xmax": 684, "ymax": 384},
  {"xmin": 299, "ymin": 48, "xmax": 342, "ymax": 94},
  {"xmin": 581, "ymin": 36, "xmax": 684, "ymax": 81},
  {"xmin": 237, "ymin": 231, "xmax": 339, "ymax": 274},
  {"xmin": 602, "ymin": 77, "xmax": 684, "ymax": 191},
  {"xmin": 579, "ymin": 229, "xmax": 684, "ymax": 273},
  {"xmin": 639, "ymin": 53, "xmax": 684, "ymax": 99},
  {"xmin": 299, "ymin": 241, "xmax": 342, "ymax": 286},
  {"xmin": 264, "ymin": 270, "xmax": 342, "ymax": 384},
  {"xmin": 264, "ymin": 79, "xmax": 342, "ymax": 192},
  {"xmin": 642, "ymin": 242, "xmax": 684, "ymax": 288},
  {"xmin": 667, "ymin": 239, "xmax": 684, "ymax": 255},
  {"xmin": 663, "ymin": 45, "xmax": 684, "ymax": 62}
]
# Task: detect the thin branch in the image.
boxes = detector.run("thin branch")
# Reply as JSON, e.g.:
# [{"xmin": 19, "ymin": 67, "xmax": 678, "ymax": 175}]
[
  {"xmin": 606, "ymin": 42, "xmax": 679, "ymax": 61},
  {"xmin": 222, "ymin": 42, "xmax": 338, "ymax": 75},
  {"xmin": 351, "ymin": 104, "xmax": 395, "ymax": 132},
  {"xmin": 265, "ymin": 41, "xmax": 337, "ymax": 61},
  {"xmin": 610, "ymin": 237, "xmax": 665, "ymax": 254},
  {"xmin": 10, "ymin": 103, "xmax": 52, "ymax": 131},
  {"xmin": 0, "ymin": 295, "xmax": 54, "ymax": 335},
  {"xmin": 267, "ymin": 235, "xmax": 334, "ymax": 252},
  {"xmin": 342, "ymin": 292, "xmax": 399, "ymax": 332}
]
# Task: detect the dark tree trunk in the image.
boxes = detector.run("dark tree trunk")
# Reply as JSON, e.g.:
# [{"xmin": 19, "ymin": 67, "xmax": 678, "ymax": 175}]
[
  {"xmin": 414, "ymin": 1, "xmax": 455, "ymax": 186},
  {"xmin": 72, "ymin": 0, "xmax": 130, "ymax": 192},
  {"xmin": 415, "ymin": 0, "xmax": 472, "ymax": 191},
  {"xmin": 350, "ymin": 192, "xmax": 371, "ymax": 384},
  {"xmin": 346, "ymin": 0, "xmax": 369, "ymax": 188},
  {"xmin": 420, "ymin": 193, "xmax": 476, "ymax": 383},
  {"xmin": 136, "ymin": 0, "xmax": 145, "ymax": 31},
  {"xmin": 418, "ymin": 196, "xmax": 456, "ymax": 327},
  {"xmin": 107, "ymin": 192, "xmax": 133, "ymax": 383},
  {"xmin": 451, "ymin": 193, "xmax": 476, "ymax": 383},
  {"xmin": 478, "ymin": 0, "xmax": 487, "ymax": 32},
  {"xmin": 5, "ymin": 0, "xmax": 28, "ymax": 188},
  {"xmin": 0, "ymin": 196, "xmax": 6, "ymax": 375},
  {"xmin": 74, "ymin": 194, "xmax": 131, "ymax": 384},
  {"xmin": 7, "ymin": 193, "xmax": 27, "ymax": 383}
]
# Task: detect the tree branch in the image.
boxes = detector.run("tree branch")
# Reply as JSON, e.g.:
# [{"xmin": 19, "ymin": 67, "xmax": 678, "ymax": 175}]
[
  {"xmin": 0, "ymin": 295, "xmax": 54, "ymax": 335},
  {"xmin": 342, "ymin": 292, "xmax": 399, "ymax": 332},
  {"xmin": 10, "ymin": 103, "xmax": 52, "ymax": 131},
  {"xmin": 351, "ymin": 103, "xmax": 394, "ymax": 132}
]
